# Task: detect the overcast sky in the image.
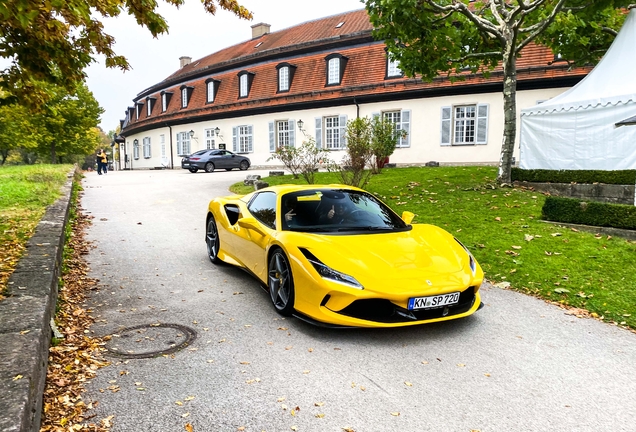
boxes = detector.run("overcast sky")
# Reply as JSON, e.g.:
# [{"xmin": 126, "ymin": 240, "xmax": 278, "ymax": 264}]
[{"xmin": 85, "ymin": 0, "xmax": 365, "ymax": 132}]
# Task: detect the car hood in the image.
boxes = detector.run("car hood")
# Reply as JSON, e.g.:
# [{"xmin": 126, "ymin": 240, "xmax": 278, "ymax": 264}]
[{"xmin": 285, "ymin": 224, "xmax": 475, "ymax": 294}]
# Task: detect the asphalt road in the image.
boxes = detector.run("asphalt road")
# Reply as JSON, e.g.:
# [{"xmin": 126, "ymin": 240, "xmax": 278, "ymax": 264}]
[{"xmin": 81, "ymin": 169, "xmax": 636, "ymax": 432}]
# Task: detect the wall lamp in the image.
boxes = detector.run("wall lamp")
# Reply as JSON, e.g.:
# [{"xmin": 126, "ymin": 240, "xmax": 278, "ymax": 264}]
[{"xmin": 297, "ymin": 119, "xmax": 306, "ymax": 136}]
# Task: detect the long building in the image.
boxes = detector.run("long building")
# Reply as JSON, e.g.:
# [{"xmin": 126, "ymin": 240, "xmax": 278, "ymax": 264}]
[{"xmin": 117, "ymin": 8, "xmax": 590, "ymax": 170}]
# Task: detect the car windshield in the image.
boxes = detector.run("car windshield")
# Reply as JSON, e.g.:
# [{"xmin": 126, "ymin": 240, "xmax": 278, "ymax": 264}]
[{"xmin": 281, "ymin": 189, "xmax": 410, "ymax": 233}]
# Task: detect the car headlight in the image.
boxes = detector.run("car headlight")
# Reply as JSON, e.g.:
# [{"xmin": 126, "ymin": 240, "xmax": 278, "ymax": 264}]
[
  {"xmin": 455, "ymin": 238, "xmax": 477, "ymax": 275},
  {"xmin": 299, "ymin": 249, "xmax": 363, "ymax": 289}
]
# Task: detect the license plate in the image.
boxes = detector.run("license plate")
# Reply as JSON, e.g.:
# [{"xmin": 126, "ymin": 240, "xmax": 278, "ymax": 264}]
[
  {"xmin": 408, "ymin": 292, "xmax": 460, "ymax": 310},
  {"xmin": 183, "ymin": 163, "xmax": 189, "ymax": 166}
]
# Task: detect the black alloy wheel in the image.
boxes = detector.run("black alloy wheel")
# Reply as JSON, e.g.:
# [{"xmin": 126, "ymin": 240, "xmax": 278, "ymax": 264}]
[
  {"xmin": 239, "ymin": 160, "xmax": 249, "ymax": 171},
  {"xmin": 268, "ymin": 249, "xmax": 295, "ymax": 316},
  {"xmin": 206, "ymin": 215, "xmax": 221, "ymax": 263},
  {"xmin": 205, "ymin": 162, "xmax": 215, "ymax": 173}
]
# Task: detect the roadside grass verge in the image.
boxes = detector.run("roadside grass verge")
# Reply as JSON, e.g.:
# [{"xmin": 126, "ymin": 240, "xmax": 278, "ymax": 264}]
[
  {"xmin": 0, "ymin": 164, "xmax": 73, "ymax": 298},
  {"xmin": 231, "ymin": 166, "xmax": 636, "ymax": 329}
]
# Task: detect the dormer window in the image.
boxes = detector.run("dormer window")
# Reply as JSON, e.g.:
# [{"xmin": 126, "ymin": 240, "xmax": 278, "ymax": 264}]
[
  {"xmin": 325, "ymin": 54, "xmax": 348, "ymax": 86},
  {"xmin": 135, "ymin": 102, "xmax": 143, "ymax": 120},
  {"xmin": 387, "ymin": 58, "xmax": 403, "ymax": 78},
  {"xmin": 238, "ymin": 71, "xmax": 255, "ymax": 99},
  {"xmin": 279, "ymin": 67, "xmax": 289, "ymax": 91},
  {"xmin": 206, "ymin": 79, "xmax": 219, "ymax": 103},
  {"xmin": 161, "ymin": 91, "xmax": 173, "ymax": 112},
  {"xmin": 276, "ymin": 63, "xmax": 297, "ymax": 93},
  {"xmin": 180, "ymin": 85, "xmax": 193, "ymax": 108},
  {"xmin": 146, "ymin": 97, "xmax": 156, "ymax": 116}
]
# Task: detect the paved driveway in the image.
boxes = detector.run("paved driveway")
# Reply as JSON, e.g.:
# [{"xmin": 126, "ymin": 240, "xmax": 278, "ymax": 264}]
[{"xmin": 81, "ymin": 169, "xmax": 636, "ymax": 432}]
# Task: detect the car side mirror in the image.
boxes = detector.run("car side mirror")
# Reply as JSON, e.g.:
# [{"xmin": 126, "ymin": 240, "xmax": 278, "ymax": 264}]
[
  {"xmin": 237, "ymin": 217, "xmax": 265, "ymax": 234},
  {"xmin": 401, "ymin": 211, "xmax": 415, "ymax": 224}
]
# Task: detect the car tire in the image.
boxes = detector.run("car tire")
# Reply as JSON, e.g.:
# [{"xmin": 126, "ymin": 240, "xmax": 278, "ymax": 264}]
[
  {"xmin": 239, "ymin": 160, "xmax": 249, "ymax": 171},
  {"xmin": 206, "ymin": 215, "xmax": 221, "ymax": 264},
  {"xmin": 225, "ymin": 168, "xmax": 232, "ymax": 171},
  {"xmin": 188, "ymin": 167, "xmax": 198, "ymax": 173},
  {"xmin": 268, "ymin": 248, "xmax": 295, "ymax": 316},
  {"xmin": 205, "ymin": 162, "xmax": 215, "ymax": 173}
]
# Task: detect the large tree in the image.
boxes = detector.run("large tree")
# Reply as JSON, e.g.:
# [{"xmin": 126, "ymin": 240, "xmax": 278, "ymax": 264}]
[
  {"xmin": 365, "ymin": 0, "xmax": 632, "ymax": 183},
  {"xmin": 0, "ymin": 0, "xmax": 252, "ymax": 108}
]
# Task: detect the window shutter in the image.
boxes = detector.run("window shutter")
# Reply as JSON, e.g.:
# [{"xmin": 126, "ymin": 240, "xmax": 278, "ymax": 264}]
[
  {"xmin": 400, "ymin": 110, "xmax": 411, "ymax": 147},
  {"xmin": 315, "ymin": 117, "xmax": 322, "ymax": 149},
  {"xmin": 440, "ymin": 106, "xmax": 452, "ymax": 146},
  {"xmin": 232, "ymin": 127, "xmax": 238, "ymax": 152},
  {"xmin": 339, "ymin": 114, "xmax": 348, "ymax": 147},
  {"xmin": 269, "ymin": 122, "xmax": 275, "ymax": 152},
  {"xmin": 247, "ymin": 125, "xmax": 253, "ymax": 152},
  {"xmin": 288, "ymin": 120, "xmax": 296, "ymax": 147},
  {"xmin": 476, "ymin": 103, "xmax": 489, "ymax": 145}
]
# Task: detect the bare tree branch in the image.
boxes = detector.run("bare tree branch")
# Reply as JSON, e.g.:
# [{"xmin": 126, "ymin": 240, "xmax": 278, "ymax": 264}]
[{"xmin": 517, "ymin": 0, "xmax": 569, "ymax": 51}]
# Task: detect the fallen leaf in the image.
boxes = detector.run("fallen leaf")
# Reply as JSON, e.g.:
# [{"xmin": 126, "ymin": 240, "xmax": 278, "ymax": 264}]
[
  {"xmin": 182, "ymin": 413, "xmax": 190, "ymax": 418},
  {"xmin": 524, "ymin": 234, "xmax": 534, "ymax": 241},
  {"xmin": 278, "ymin": 327, "xmax": 288, "ymax": 330},
  {"xmin": 315, "ymin": 413, "xmax": 325, "ymax": 418},
  {"xmin": 404, "ymin": 381, "xmax": 413, "ymax": 386},
  {"xmin": 484, "ymin": 373, "xmax": 491, "ymax": 377},
  {"xmin": 314, "ymin": 402, "xmax": 324, "ymax": 407},
  {"xmin": 291, "ymin": 426, "xmax": 298, "ymax": 431},
  {"xmin": 551, "ymin": 233, "xmax": 562, "ymax": 237},
  {"xmin": 457, "ymin": 363, "xmax": 465, "ymax": 367},
  {"xmin": 278, "ymin": 397, "xmax": 286, "ymax": 402},
  {"xmin": 13, "ymin": 375, "xmax": 23, "ymax": 381},
  {"xmin": 511, "ymin": 245, "xmax": 522, "ymax": 250},
  {"xmin": 176, "ymin": 401, "xmax": 183, "ymax": 406},
  {"xmin": 390, "ymin": 412, "xmax": 400, "ymax": 416},
  {"xmin": 495, "ymin": 217, "xmax": 501, "ymax": 222},
  {"xmin": 185, "ymin": 423, "xmax": 193, "ymax": 432}
]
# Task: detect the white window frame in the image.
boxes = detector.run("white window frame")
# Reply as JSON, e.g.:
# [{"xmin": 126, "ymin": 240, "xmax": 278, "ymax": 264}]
[
  {"xmin": 204, "ymin": 128, "xmax": 216, "ymax": 150},
  {"xmin": 383, "ymin": 110, "xmax": 406, "ymax": 147},
  {"xmin": 440, "ymin": 104, "xmax": 488, "ymax": 146},
  {"xmin": 136, "ymin": 104, "xmax": 141, "ymax": 120},
  {"xmin": 176, "ymin": 131, "xmax": 191, "ymax": 156},
  {"xmin": 133, "ymin": 140, "xmax": 140, "ymax": 159},
  {"xmin": 162, "ymin": 93, "xmax": 167, "ymax": 112},
  {"xmin": 327, "ymin": 58, "xmax": 340, "ymax": 85},
  {"xmin": 233, "ymin": 125, "xmax": 253, "ymax": 153},
  {"xmin": 387, "ymin": 58, "xmax": 402, "ymax": 77},
  {"xmin": 325, "ymin": 116, "xmax": 342, "ymax": 149},
  {"xmin": 453, "ymin": 105, "xmax": 477, "ymax": 145},
  {"xmin": 279, "ymin": 67, "xmax": 289, "ymax": 92},
  {"xmin": 147, "ymin": 101, "xmax": 152, "ymax": 117},
  {"xmin": 277, "ymin": 120, "xmax": 291, "ymax": 148},
  {"xmin": 239, "ymin": 74, "xmax": 248, "ymax": 97},
  {"xmin": 181, "ymin": 87, "xmax": 188, "ymax": 108},
  {"xmin": 160, "ymin": 134, "xmax": 166, "ymax": 157},
  {"xmin": 143, "ymin": 137, "xmax": 151, "ymax": 158},
  {"xmin": 207, "ymin": 81, "xmax": 215, "ymax": 103}
]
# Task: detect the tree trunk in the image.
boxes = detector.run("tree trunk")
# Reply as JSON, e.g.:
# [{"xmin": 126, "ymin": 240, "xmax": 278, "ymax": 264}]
[
  {"xmin": 497, "ymin": 43, "xmax": 518, "ymax": 185},
  {"xmin": 50, "ymin": 141, "xmax": 56, "ymax": 164}
]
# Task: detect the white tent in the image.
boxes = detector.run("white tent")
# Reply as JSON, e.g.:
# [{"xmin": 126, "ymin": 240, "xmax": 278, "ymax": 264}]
[{"xmin": 520, "ymin": 9, "xmax": 636, "ymax": 170}]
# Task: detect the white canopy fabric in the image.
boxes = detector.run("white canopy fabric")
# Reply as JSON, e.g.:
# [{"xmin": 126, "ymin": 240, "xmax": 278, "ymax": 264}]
[{"xmin": 520, "ymin": 9, "xmax": 636, "ymax": 170}]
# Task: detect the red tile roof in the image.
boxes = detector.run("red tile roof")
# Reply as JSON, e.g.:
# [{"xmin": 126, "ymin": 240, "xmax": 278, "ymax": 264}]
[{"xmin": 123, "ymin": 9, "xmax": 591, "ymax": 134}]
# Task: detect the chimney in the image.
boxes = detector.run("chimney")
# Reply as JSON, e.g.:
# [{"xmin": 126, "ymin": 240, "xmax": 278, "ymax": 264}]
[
  {"xmin": 251, "ymin": 23, "xmax": 271, "ymax": 39},
  {"xmin": 179, "ymin": 56, "xmax": 192, "ymax": 68}
]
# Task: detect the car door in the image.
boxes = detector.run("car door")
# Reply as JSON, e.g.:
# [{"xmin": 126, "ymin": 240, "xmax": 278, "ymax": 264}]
[{"xmin": 232, "ymin": 191, "xmax": 277, "ymax": 282}]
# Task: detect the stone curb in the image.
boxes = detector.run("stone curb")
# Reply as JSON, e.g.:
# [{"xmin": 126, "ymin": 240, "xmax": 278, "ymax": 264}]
[{"xmin": 0, "ymin": 167, "xmax": 77, "ymax": 432}]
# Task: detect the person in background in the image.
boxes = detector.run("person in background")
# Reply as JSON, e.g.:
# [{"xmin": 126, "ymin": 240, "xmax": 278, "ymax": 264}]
[{"xmin": 97, "ymin": 149, "xmax": 108, "ymax": 175}]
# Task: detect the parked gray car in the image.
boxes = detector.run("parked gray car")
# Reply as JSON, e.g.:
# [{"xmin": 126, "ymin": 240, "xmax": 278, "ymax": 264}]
[{"xmin": 181, "ymin": 149, "xmax": 251, "ymax": 173}]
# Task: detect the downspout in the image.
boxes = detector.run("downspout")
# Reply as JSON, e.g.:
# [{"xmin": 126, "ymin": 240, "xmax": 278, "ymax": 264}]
[
  {"xmin": 168, "ymin": 124, "xmax": 174, "ymax": 169},
  {"xmin": 353, "ymin": 97, "xmax": 360, "ymax": 118}
]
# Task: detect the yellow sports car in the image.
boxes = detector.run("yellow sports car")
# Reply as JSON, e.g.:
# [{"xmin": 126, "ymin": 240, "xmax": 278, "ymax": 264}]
[{"xmin": 205, "ymin": 184, "xmax": 484, "ymax": 328}]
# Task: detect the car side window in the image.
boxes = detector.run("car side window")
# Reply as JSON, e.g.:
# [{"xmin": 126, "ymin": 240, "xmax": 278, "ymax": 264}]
[{"xmin": 247, "ymin": 192, "xmax": 277, "ymax": 229}]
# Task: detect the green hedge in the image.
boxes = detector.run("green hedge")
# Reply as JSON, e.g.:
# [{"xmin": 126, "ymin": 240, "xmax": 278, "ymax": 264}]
[
  {"xmin": 512, "ymin": 168, "xmax": 636, "ymax": 185},
  {"xmin": 542, "ymin": 196, "xmax": 636, "ymax": 230}
]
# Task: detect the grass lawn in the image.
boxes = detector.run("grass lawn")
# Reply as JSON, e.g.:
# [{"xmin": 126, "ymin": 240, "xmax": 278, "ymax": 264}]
[
  {"xmin": 231, "ymin": 166, "xmax": 636, "ymax": 330},
  {"xmin": 0, "ymin": 164, "xmax": 73, "ymax": 298}
]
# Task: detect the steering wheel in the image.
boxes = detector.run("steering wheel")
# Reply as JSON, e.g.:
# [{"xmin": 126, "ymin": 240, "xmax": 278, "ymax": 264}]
[{"xmin": 343, "ymin": 209, "xmax": 366, "ymax": 222}]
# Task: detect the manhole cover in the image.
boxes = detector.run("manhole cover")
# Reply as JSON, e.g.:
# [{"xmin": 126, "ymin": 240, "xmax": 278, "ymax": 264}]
[{"xmin": 106, "ymin": 323, "xmax": 197, "ymax": 359}]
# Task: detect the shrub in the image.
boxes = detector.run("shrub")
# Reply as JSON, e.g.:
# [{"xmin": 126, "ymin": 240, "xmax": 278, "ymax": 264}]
[
  {"xmin": 542, "ymin": 196, "xmax": 636, "ymax": 230},
  {"xmin": 298, "ymin": 138, "xmax": 332, "ymax": 184},
  {"xmin": 512, "ymin": 168, "xmax": 636, "ymax": 185},
  {"xmin": 267, "ymin": 144, "xmax": 302, "ymax": 179},
  {"xmin": 370, "ymin": 116, "xmax": 407, "ymax": 174},
  {"xmin": 332, "ymin": 117, "xmax": 374, "ymax": 188}
]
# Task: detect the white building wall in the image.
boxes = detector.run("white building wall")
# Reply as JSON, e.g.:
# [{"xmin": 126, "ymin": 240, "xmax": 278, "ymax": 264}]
[{"xmin": 123, "ymin": 87, "xmax": 569, "ymax": 170}]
